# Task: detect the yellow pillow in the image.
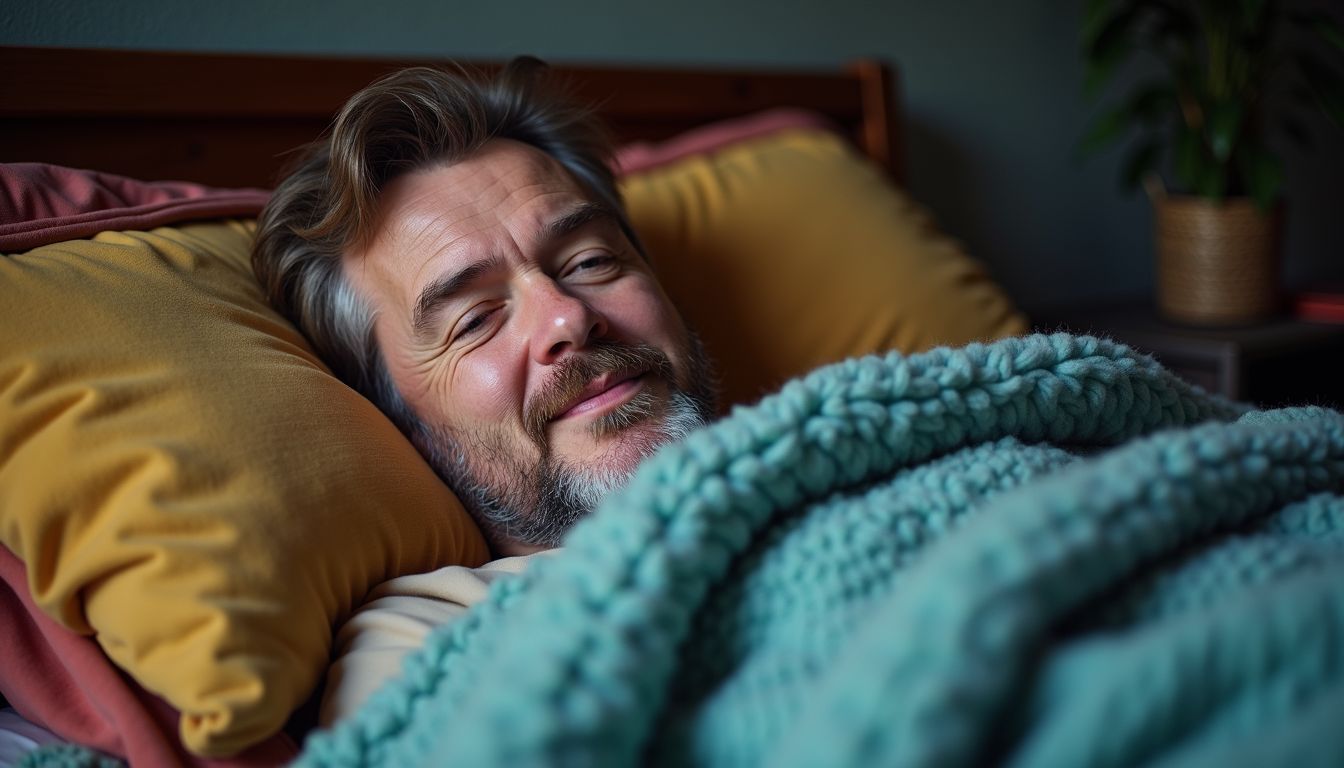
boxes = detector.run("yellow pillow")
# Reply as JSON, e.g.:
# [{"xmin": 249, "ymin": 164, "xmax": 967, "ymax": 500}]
[
  {"xmin": 0, "ymin": 221, "xmax": 489, "ymax": 756},
  {"xmin": 620, "ymin": 127, "xmax": 1027, "ymax": 408}
]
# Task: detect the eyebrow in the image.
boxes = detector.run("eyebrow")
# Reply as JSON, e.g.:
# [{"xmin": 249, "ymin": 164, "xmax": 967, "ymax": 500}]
[
  {"xmin": 409, "ymin": 202, "xmax": 620, "ymax": 339},
  {"xmin": 541, "ymin": 201, "xmax": 619, "ymax": 243}
]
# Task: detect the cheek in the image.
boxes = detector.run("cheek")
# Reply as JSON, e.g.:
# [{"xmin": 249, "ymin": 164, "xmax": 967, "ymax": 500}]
[
  {"xmin": 441, "ymin": 344, "xmax": 524, "ymax": 429},
  {"xmin": 381, "ymin": 330, "xmax": 516, "ymax": 432},
  {"xmin": 605, "ymin": 278, "xmax": 688, "ymax": 348}
]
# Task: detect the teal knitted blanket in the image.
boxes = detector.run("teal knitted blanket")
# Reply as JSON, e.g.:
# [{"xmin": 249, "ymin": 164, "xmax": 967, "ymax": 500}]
[
  {"xmin": 287, "ymin": 333, "xmax": 1344, "ymax": 768},
  {"xmin": 35, "ymin": 333, "xmax": 1342, "ymax": 767}
]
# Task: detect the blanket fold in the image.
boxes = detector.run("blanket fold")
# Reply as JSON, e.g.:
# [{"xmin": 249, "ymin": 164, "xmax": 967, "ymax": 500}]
[{"xmin": 294, "ymin": 333, "xmax": 1342, "ymax": 768}]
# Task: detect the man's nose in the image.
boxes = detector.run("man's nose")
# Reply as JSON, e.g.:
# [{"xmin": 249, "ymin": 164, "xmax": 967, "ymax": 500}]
[{"xmin": 523, "ymin": 278, "xmax": 607, "ymax": 365}]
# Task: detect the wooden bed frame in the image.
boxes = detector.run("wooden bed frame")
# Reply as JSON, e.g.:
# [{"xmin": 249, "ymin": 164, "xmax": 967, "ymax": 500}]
[{"xmin": 0, "ymin": 46, "xmax": 902, "ymax": 190}]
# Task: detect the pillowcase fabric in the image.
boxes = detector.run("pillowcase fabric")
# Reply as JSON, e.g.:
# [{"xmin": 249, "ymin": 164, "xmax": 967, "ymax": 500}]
[
  {"xmin": 0, "ymin": 544, "xmax": 300, "ymax": 766},
  {"xmin": 618, "ymin": 123, "xmax": 1027, "ymax": 408},
  {"xmin": 0, "ymin": 220, "xmax": 490, "ymax": 757},
  {"xmin": 0, "ymin": 162, "xmax": 270, "ymax": 252},
  {"xmin": 0, "ymin": 110, "xmax": 1025, "ymax": 760}
]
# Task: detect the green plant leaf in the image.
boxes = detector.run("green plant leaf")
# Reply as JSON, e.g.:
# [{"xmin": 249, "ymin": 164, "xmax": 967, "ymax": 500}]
[
  {"xmin": 1319, "ymin": 19, "xmax": 1344, "ymax": 56},
  {"xmin": 1173, "ymin": 124, "xmax": 1203, "ymax": 192},
  {"xmin": 1121, "ymin": 138, "xmax": 1163, "ymax": 193},
  {"xmin": 1236, "ymin": 3, "xmax": 1275, "ymax": 55},
  {"xmin": 1240, "ymin": 0, "xmax": 1269, "ymax": 28},
  {"xmin": 1144, "ymin": 2, "xmax": 1195, "ymax": 67},
  {"xmin": 1314, "ymin": 86, "xmax": 1344, "ymax": 130},
  {"xmin": 1297, "ymin": 53, "xmax": 1344, "ymax": 130},
  {"xmin": 1237, "ymin": 144, "xmax": 1282, "ymax": 212},
  {"xmin": 1205, "ymin": 101, "xmax": 1243, "ymax": 161},
  {"xmin": 1083, "ymin": 0, "xmax": 1117, "ymax": 47},
  {"xmin": 1084, "ymin": 5, "xmax": 1141, "ymax": 97},
  {"xmin": 1198, "ymin": 161, "xmax": 1228, "ymax": 201},
  {"xmin": 1149, "ymin": 0, "xmax": 1197, "ymax": 42},
  {"xmin": 1174, "ymin": 121, "xmax": 1229, "ymax": 200},
  {"xmin": 1129, "ymin": 82, "xmax": 1179, "ymax": 124},
  {"xmin": 1077, "ymin": 105, "xmax": 1132, "ymax": 158},
  {"xmin": 1290, "ymin": 11, "xmax": 1344, "ymax": 56}
]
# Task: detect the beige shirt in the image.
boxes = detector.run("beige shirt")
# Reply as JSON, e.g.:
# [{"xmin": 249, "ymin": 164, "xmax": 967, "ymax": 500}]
[{"xmin": 319, "ymin": 553, "xmax": 543, "ymax": 726}]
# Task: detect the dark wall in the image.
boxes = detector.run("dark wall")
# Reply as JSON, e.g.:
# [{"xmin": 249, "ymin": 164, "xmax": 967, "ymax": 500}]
[{"xmin": 5, "ymin": 0, "xmax": 1341, "ymax": 312}]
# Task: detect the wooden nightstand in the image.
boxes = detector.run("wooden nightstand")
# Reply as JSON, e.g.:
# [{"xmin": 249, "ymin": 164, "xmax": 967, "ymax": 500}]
[{"xmin": 1032, "ymin": 303, "xmax": 1344, "ymax": 408}]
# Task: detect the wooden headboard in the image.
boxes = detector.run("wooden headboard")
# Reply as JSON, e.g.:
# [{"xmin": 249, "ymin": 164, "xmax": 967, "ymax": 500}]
[{"xmin": 0, "ymin": 46, "xmax": 902, "ymax": 190}]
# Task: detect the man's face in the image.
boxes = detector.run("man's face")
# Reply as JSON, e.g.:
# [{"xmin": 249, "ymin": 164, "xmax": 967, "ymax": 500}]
[{"xmin": 345, "ymin": 139, "xmax": 714, "ymax": 553}]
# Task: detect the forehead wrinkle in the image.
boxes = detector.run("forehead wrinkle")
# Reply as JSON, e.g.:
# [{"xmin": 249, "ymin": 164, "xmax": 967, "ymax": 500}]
[
  {"xmin": 385, "ymin": 157, "xmax": 507, "ymax": 250},
  {"xmin": 395, "ymin": 195, "xmax": 508, "ymax": 301},
  {"xmin": 400, "ymin": 163, "xmax": 500, "ymax": 235},
  {"xmin": 400, "ymin": 208, "xmax": 488, "ymax": 288},
  {"xmin": 367, "ymin": 142, "xmax": 600, "ymax": 327},
  {"xmin": 497, "ymin": 182, "xmax": 588, "ymax": 250}
]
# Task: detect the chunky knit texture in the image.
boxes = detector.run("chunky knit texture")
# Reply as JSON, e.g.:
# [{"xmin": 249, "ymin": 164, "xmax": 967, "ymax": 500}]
[
  {"xmin": 289, "ymin": 333, "xmax": 1344, "ymax": 768},
  {"xmin": 18, "ymin": 744, "xmax": 121, "ymax": 768},
  {"xmin": 32, "ymin": 333, "xmax": 1344, "ymax": 767}
]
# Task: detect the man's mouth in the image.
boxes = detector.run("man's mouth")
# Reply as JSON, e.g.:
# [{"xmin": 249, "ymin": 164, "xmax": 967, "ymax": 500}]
[
  {"xmin": 552, "ymin": 370, "xmax": 646, "ymax": 421},
  {"xmin": 522, "ymin": 343, "xmax": 679, "ymax": 444}
]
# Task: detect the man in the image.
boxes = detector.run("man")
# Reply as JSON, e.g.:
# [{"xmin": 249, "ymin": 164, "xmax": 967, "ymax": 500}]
[
  {"xmin": 252, "ymin": 58, "xmax": 717, "ymax": 722},
  {"xmin": 254, "ymin": 57, "xmax": 717, "ymax": 555}
]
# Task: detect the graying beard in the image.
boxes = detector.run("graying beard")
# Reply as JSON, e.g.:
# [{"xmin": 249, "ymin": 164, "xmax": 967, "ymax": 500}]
[
  {"xmin": 548, "ymin": 389, "xmax": 707, "ymax": 517},
  {"xmin": 425, "ymin": 389, "xmax": 708, "ymax": 550},
  {"xmin": 589, "ymin": 383, "xmax": 658, "ymax": 438},
  {"xmin": 414, "ymin": 333, "xmax": 718, "ymax": 551}
]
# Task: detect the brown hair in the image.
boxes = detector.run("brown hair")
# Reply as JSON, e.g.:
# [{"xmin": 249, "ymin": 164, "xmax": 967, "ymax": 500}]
[{"xmin": 251, "ymin": 57, "xmax": 636, "ymax": 438}]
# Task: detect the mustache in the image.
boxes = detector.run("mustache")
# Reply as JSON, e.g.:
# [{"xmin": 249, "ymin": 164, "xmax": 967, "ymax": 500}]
[{"xmin": 522, "ymin": 341, "xmax": 675, "ymax": 446}]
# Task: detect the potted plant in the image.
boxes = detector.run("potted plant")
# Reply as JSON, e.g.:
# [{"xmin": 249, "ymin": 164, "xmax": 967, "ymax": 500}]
[{"xmin": 1079, "ymin": 0, "xmax": 1344, "ymax": 324}]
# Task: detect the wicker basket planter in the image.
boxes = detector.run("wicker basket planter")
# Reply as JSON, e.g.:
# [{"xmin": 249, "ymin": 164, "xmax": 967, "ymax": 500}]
[{"xmin": 1154, "ymin": 196, "xmax": 1282, "ymax": 325}]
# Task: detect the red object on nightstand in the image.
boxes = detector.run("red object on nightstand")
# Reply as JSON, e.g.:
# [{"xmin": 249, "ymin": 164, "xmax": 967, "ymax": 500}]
[{"xmin": 1295, "ymin": 292, "xmax": 1344, "ymax": 323}]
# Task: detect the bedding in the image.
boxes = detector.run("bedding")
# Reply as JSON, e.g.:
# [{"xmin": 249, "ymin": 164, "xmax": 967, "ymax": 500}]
[
  {"xmin": 618, "ymin": 111, "xmax": 1026, "ymax": 407},
  {"xmin": 0, "ymin": 173, "xmax": 490, "ymax": 758},
  {"xmin": 318, "ymin": 553, "xmax": 542, "ymax": 726},
  {"xmin": 290, "ymin": 334, "xmax": 1344, "ymax": 767},
  {"xmin": 0, "ymin": 708, "xmax": 61, "ymax": 767},
  {"xmin": 0, "ymin": 105, "xmax": 1027, "ymax": 762},
  {"xmin": 0, "ymin": 547, "xmax": 298, "ymax": 766},
  {"xmin": 0, "ymin": 46, "xmax": 1338, "ymax": 768},
  {"xmin": 0, "ymin": 163, "xmax": 270, "ymax": 253}
]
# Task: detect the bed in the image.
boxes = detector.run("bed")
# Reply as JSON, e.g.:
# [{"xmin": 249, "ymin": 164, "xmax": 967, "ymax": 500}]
[
  {"xmin": 3, "ymin": 46, "xmax": 1343, "ymax": 768},
  {"xmin": 0, "ymin": 46, "xmax": 904, "ymax": 187}
]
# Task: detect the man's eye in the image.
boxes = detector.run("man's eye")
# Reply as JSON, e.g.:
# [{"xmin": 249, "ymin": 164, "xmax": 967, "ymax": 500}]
[
  {"xmin": 453, "ymin": 308, "xmax": 495, "ymax": 341},
  {"xmin": 567, "ymin": 253, "xmax": 617, "ymax": 277}
]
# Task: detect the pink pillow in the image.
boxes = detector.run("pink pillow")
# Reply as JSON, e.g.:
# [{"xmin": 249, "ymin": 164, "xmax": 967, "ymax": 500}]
[
  {"xmin": 0, "ymin": 110, "xmax": 871, "ymax": 763},
  {"xmin": 1, "ymin": 111, "xmax": 828, "ymax": 255},
  {"xmin": 0, "ymin": 163, "xmax": 270, "ymax": 252},
  {"xmin": 0, "ymin": 545, "xmax": 299, "ymax": 766},
  {"xmin": 1, "ymin": 166, "xmax": 286, "ymax": 763},
  {"xmin": 613, "ymin": 108, "xmax": 837, "ymax": 174}
]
